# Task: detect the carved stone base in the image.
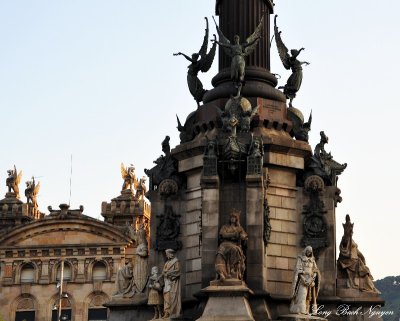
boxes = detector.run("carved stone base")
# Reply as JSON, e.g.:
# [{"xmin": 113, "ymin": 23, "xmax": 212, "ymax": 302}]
[
  {"xmin": 196, "ymin": 281, "xmax": 255, "ymax": 321},
  {"xmin": 278, "ymin": 314, "xmax": 327, "ymax": 321},
  {"xmin": 104, "ymin": 295, "xmax": 153, "ymax": 321}
]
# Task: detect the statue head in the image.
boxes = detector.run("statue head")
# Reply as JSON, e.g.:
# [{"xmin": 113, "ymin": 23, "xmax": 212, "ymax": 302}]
[
  {"xmin": 192, "ymin": 53, "xmax": 200, "ymax": 61},
  {"xmin": 151, "ymin": 266, "xmax": 159, "ymax": 275},
  {"xmin": 229, "ymin": 209, "xmax": 241, "ymax": 226},
  {"xmin": 343, "ymin": 214, "xmax": 354, "ymax": 237},
  {"xmin": 165, "ymin": 248, "xmax": 175, "ymax": 259},
  {"xmin": 291, "ymin": 49, "xmax": 301, "ymax": 58},
  {"xmin": 233, "ymin": 35, "xmax": 240, "ymax": 44},
  {"xmin": 162, "ymin": 136, "xmax": 171, "ymax": 155},
  {"xmin": 320, "ymin": 131, "xmax": 328, "ymax": 144},
  {"xmin": 303, "ymin": 246, "xmax": 314, "ymax": 258}
]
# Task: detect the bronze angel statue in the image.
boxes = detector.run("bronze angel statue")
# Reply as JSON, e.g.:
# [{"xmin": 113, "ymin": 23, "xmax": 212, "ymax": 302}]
[
  {"xmin": 213, "ymin": 14, "xmax": 264, "ymax": 97},
  {"xmin": 6, "ymin": 165, "xmax": 23, "ymax": 198},
  {"xmin": 274, "ymin": 15, "xmax": 310, "ymax": 107},
  {"xmin": 121, "ymin": 163, "xmax": 136, "ymax": 192},
  {"xmin": 174, "ymin": 17, "xmax": 217, "ymax": 107},
  {"xmin": 25, "ymin": 176, "xmax": 40, "ymax": 209}
]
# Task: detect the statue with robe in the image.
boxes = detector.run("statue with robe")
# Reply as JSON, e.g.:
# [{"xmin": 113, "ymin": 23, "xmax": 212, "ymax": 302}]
[
  {"xmin": 162, "ymin": 249, "xmax": 181, "ymax": 319},
  {"xmin": 215, "ymin": 209, "xmax": 248, "ymax": 281},
  {"xmin": 337, "ymin": 215, "xmax": 380, "ymax": 293},
  {"xmin": 290, "ymin": 246, "xmax": 320, "ymax": 315}
]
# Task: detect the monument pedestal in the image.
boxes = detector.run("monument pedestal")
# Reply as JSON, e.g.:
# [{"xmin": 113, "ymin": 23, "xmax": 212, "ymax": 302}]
[
  {"xmin": 278, "ymin": 314, "xmax": 327, "ymax": 321},
  {"xmin": 196, "ymin": 281, "xmax": 255, "ymax": 321},
  {"xmin": 104, "ymin": 295, "xmax": 153, "ymax": 321}
]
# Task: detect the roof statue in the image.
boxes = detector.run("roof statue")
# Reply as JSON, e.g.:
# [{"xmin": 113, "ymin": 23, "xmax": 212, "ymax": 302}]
[
  {"xmin": 121, "ymin": 163, "xmax": 136, "ymax": 192},
  {"xmin": 212, "ymin": 14, "xmax": 264, "ymax": 97},
  {"xmin": 274, "ymin": 15, "xmax": 310, "ymax": 107},
  {"xmin": 6, "ymin": 165, "xmax": 23, "ymax": 198},
  {"xmin": 174, "ymin": 17, "xmax": 217, "ymax": 107},
  {"xmin": 25, "ymin": 176, "xmax": 40, "ymax": 209}
]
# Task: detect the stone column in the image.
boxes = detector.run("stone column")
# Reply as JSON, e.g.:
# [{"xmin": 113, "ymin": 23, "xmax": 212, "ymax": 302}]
[
  {"xmin": 200, "ymin": 175, "xmax": 220, "ymax": 287},
  {"xmin": 245, "ymin": 173, "xmax": 265, "ymax": 291}
]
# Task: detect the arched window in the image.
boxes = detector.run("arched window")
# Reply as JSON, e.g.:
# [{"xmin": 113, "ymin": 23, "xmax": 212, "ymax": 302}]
[
  {"xmin": 56, "ymin": 263, "xmax": 72, "ymax": 281},
  {"xmin": 15, "ymin": 297, "xmax": 36, "ymax": 321},
  {"xmin": 51, "ymin": 296, "xmax": 72, "ymax": 321},
  {"xmin": 21, "ymin": 264, "xmax": 35, "ymax": 283},
  {"xmin": 92, "ymin": 262, "xmax": 107, "ymax": 281},
  {"xmin": 87, "ymin": 293, "xmax": 109, "ymax": 321}
]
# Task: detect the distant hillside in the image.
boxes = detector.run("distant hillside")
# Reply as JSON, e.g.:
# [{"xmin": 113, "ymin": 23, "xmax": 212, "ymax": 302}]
[{"xmin": 374, "ymin": 275, "xmax": 400, "ymax": 321}]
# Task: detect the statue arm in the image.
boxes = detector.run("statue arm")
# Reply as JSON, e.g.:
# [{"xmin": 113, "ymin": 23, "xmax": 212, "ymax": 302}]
[
  {"xmin": 214, "ymin": 40, "xmax": 230, "ymax": 48},
  {"xmin": 173, "ymin": 52, "xmax": 194, "ymax": 62}
]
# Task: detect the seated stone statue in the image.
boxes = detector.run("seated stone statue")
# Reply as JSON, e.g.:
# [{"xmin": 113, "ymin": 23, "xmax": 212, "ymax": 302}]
[
  {"xmin": 338, "ymin": 215, "xmax": 380, "ymax": 293},
  {"xmin": 113, "ymin": 261, "xmax": 138, "ymax": 298},
  {"xmin": 215, "ymin": 209, "xmax": 248, "ymax": 281},
  {"xmin": 290, "ymin": 246, "xmax": 320, "ymax": 315}
]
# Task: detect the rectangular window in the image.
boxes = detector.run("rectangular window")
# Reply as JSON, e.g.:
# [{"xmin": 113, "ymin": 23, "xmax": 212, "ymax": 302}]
[
  {"xmin": 16, "ymin": 311, "xmax": 35, "ymax": 321},
  {"xmin": 51, "ymin": 309, "xmax": 71, "ymax": 321},
  {"xmin": 88, "ymin": 308, "xmax": 107, "ymax": 321}
]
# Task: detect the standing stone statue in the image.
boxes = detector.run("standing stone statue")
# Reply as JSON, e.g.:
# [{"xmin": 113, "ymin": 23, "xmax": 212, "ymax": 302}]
[
  {"xmin": 162, "ymin": 249, "xmax": 181, "ymax": 319},
  {"xmin": 212, "ymin": 15, "xmax": 264, "ymax": 97},
  {"xmin": 215, "ymin": 209, "xmax": 248, "ymax": 281},
  {"xmin": 338, "ymin": 215, "xmax": 380, "ymax": 293},
  {"xmin": 274, "ymin": 15, "xmax": 310, "ymax": 107},
  {"xmin": 148, "ymin": 266, "xmax": 164, "ymax": 320},
  {"xmin": 128, "ymin": 222, "xmax": 149, "ymax": 293},
  {"xmin": 290, "ymin": 246, "xmax": 320, "ymax": 315},
  {"xmin": 6, "ymin": 165, "xmax": 23, "ymax": 198},
  {"xmin": 174, "ymin": 17, "xmax": 217, "ymax": 107}
]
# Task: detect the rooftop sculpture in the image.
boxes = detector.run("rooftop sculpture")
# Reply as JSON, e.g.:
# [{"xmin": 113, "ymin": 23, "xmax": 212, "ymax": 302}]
[
  {"xmin": 6, "ymin": 165, "xmax": 22, "ymax": 198},
  {"xmin": 174, "ymin": 17, "xmax": 217, "ymax": 107},
  {"xmin": 274, "ymin": 15, "xmax": 309, "ymax": 107},
  {"xmin": 121, "ymin": 163, "xmax": 136, "ymax": 192},
  {"xmin": 25, "ymin": 176, "xmax": 40, "ymax": 209},
  {"xmin": 212, "ymin": 15, "xmax": 264, "ymax": 97}
]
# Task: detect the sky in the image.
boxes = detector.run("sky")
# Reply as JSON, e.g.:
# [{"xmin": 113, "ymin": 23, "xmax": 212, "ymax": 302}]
[{"xmin": 0, "ymin": 0, "xmax": 399, "ymax": 279}]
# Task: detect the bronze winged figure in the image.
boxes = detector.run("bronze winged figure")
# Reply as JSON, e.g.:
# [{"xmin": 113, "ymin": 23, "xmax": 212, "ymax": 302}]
[
  {"xmin": 274, "ymin": 15, "xmax": 310, "ymax": 107},
  {"xmin": 212, "ymin": 14, "xmax": 264, "ymax": 97},
  {"xmin": 174, "ymin": 17, "xmax": 217, "ymax": 107}
]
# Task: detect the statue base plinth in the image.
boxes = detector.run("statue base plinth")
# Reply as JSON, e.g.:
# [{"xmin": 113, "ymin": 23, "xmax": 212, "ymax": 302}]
[
  {"xmin": 278, "ymin": 314, "xmax": 327, "ymax": 321},
  {"xmin": 195, "ymin": 281, "xmax": 255, "ymax": 321},
  {"xmin": 104, "ymin": 294, "xmax": 152, "ymax": 321}
]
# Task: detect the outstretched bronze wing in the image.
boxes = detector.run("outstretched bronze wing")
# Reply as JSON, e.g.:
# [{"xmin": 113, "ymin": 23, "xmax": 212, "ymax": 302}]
[
  {"xmin": 198, "ymin": 17, "xmax": 209, "ymax": 58},
  {"xmin": 244, "ymin": 15, "xmax": 264, "ymax": 56},
  {"xmin": 200, "ymin": 34, "xmax": 216, "ymax": 73},
  {"xmin": 274, "ymin": 15, "xmax": 291, "ymax": 70},
  {"xmin": 121, "ymin": 162, "xmax": 127, "ymax": 179},
  {"xmin": 212, "ymin": 16, "xmax": 232, "ymax": 57}
]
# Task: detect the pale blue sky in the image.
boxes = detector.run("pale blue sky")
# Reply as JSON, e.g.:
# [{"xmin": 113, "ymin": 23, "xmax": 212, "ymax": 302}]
[{"xmin": 1, "ymin": 0, "xmax": 398, "ymax": 279}]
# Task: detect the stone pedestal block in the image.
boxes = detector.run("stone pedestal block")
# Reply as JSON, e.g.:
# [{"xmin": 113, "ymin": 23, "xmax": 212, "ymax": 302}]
[
  {"xmin": 104, "ymin": 296, "xmax": 153, "ymax": 321},
  {"xmin": 196, "ymin": 282, "xmax": 255, "ymax": 321},
  {"xmin": 278, "ymin": 314, "xmax": 327, "ymax": 321}
]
